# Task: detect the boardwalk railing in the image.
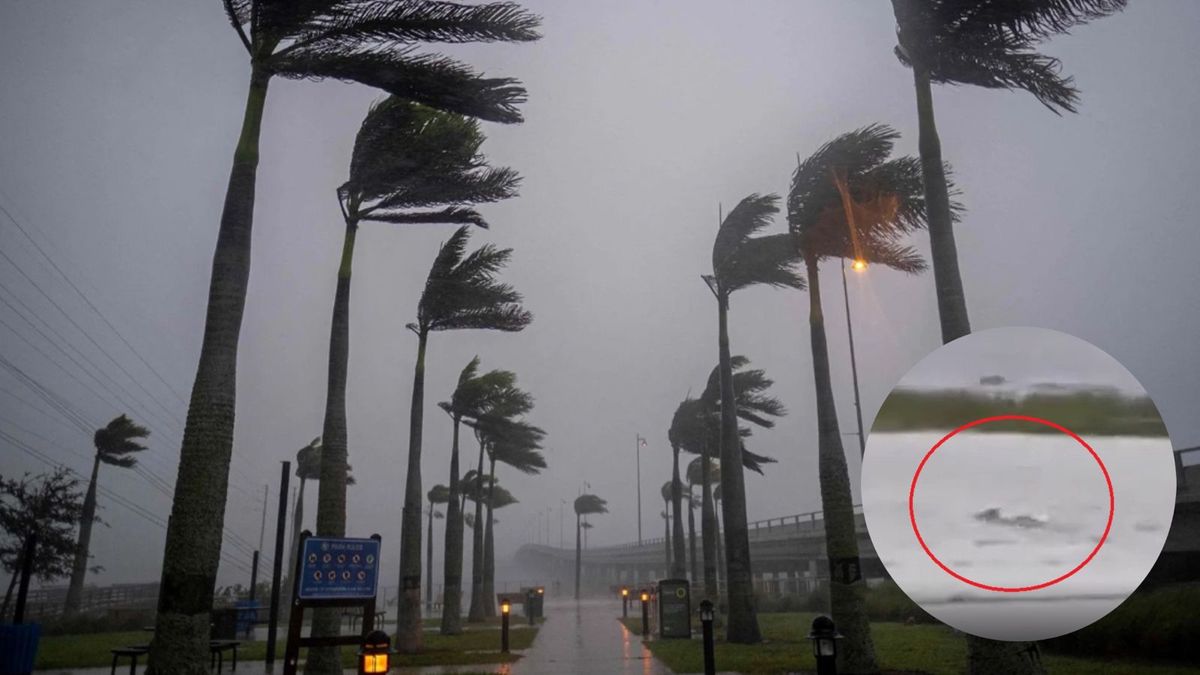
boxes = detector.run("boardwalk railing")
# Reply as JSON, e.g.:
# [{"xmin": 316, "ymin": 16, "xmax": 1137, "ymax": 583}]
[{"xmin": 606, "ymin": 504, "xmax": 864, "ymax": 550}]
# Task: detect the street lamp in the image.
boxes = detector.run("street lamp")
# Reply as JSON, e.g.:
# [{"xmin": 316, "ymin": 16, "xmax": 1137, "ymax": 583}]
[
  {"xmin": 807, "ymin": 615, "xmax": 842, "ymax": 675},
  {"xmin": 500, "ymin": 600, "xmax": 511, "ymax": 653},
  {"xmin": 699, "ymin": 600, "xmax": 716, "ymax": 675},
  {"xmin": 841, "ymin": 257, "xmax": 867, "ymax": 458},
  {"xmin": 636, "ymin": 434, "xmax": 647, "ymax": 545},
  {"xmin": 640, "ymin": 589, "xmax": 650, "ymax": 638},
  {"xmin": 621, "ymin": 587, "xmax": 629, "ymax": 618}
]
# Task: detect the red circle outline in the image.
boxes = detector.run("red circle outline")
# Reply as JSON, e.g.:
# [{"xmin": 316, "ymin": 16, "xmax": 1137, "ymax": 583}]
[{"xmin": 907, "ymin": 415, "xmax": 1115, "ymax": 593}]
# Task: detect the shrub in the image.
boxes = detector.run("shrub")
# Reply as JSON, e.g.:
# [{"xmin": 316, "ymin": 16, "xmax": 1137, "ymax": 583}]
[{"xmin": 1042, "ymin": 584, "xmax": 1200, "ymax": 662}]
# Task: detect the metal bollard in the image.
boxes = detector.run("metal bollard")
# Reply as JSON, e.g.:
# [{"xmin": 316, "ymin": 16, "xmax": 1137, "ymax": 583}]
[{"xmin": 699, "ymin": 599, "xmax": 715, "ymax": 675}]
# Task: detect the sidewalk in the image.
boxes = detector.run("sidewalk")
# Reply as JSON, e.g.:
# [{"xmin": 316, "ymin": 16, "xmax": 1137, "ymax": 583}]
[{"xmin": 511, "ymin": 598, "xmax": 671, "ymax": 674}]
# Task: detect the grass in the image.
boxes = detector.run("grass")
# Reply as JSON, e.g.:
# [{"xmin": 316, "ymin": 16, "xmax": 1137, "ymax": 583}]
[
  {"xmin": 622, "ymin": 613, "xmax": 1200, "ymax": 674},
  {"xmin": 34, "ymin": 623, "xmax": 540, "ymax": 670}
]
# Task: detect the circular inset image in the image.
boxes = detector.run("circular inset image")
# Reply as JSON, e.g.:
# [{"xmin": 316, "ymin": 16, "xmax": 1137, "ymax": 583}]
[{"xmin": 862, "ymin": 327, "xmax": 1176, "ymax": 642}]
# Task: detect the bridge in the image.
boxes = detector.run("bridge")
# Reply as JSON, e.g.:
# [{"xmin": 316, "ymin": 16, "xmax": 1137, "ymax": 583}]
[{"xmin": 517, "ymin": 446, "xmax": 1200, "ymax": 596}]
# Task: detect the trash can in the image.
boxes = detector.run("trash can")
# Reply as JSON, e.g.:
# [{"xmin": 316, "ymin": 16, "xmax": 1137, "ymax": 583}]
[
  {"xmin": 211, "ymin": 607, "xmax": 238, "ymax": 640},
  {"xmin": 0, "ymin": 623, "xmax": 41, "ymax": 675}
]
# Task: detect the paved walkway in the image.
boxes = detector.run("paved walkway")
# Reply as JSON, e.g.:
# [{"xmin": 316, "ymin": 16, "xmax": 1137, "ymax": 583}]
[{"xmin": 511, "ymin": 598, "xmax": 671, "ymax": 675}]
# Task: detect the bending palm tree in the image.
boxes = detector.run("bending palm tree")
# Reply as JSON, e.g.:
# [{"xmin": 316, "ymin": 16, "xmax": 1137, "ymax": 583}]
[
  {"xmin": 685, "ymin": 458, "xmax": 708, "ymax": 585},
  {"xmin": 665, "ymin": 410, "xmax": 689, "ymax": 579},
  {"xmin": 573, "ymin": 494, "xmax": 608, "ymax": 599},
  {"xmin": 705, "ymin": 194, "xmax": 803, "ymax": 643},
  {"xmin": 890, "ymin": 0, "xmax": 1124, "ymax": 342},
  {"xmin": 659, "ymin": 482, "xmax": 674, "ymax": 572},
  {"xmin": 283, "ymin": 438, "xmax": 321, "ymax": 613},
  {"xmin": 64, "ymin": 414, "xmax": 149, "ymax": 615},
  {"xmin": 789, "ymin": 124, "xmax": 932, "ymax": 675},
  {"xmin": 399, "ymin": 226, "xmax": 531, "ymax": 650},
  {"xmin": 156, "ymin": 3, "xmax": 538, "ymax": 669},
  {"xmin": 426, "ymin": 484, "xmax": 449, "ymax": 612},
  {"xmin": 437, "ymin": 358, "xmax": 522, "ymax": 633},
  {"xmin": 482, "ymin": 419, "xmax": 545, "ymax": 616}
]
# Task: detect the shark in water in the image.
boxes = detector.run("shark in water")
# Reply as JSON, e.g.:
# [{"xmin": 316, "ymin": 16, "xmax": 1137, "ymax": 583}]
[{"xmin": 973, "ymin": 507, "xmax": 1049, "ymax": 529}]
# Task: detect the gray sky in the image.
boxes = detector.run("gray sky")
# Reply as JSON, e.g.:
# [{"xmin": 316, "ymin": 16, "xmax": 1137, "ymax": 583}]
[{"xmin": 1, "ymin": 1, "xmax": 1198, "ymax": 590}]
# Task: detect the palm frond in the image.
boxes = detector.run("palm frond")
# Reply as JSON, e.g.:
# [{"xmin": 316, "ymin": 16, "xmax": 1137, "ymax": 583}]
[
  {"xmin": 719, "ymin": 233, "xmax": 805, "ymax": 294},
  {"xmin": 946, "ymin": 0, "xmax": 1127, "ymax": 40},
  {"xmin": 271, "ymin": 47, "xmax": 527, "ymax": 123},
  {"xmin": 365, "ymin": 207, "xmax": 489, "ymax": 228},
  {"xmin": 741, "ymin": 446, "xmax": 777, "ymax": 475},
  {"xmin": 417, "ymin": 227, "xmax": 531, "ymax": 334},
  {"xmin": 428, "ymin": 483, "xmax": 451, "ymax": 504},
  {"xmin": 712, "ymin": 193, "xmax": 780, "ymax": 277},
  {"xmin": 574, "ymin": 493, "xmax": 608, "ymax": 516},
  {"xmin": 286, "ymin": 1, "xmax": 541, "ymax": 50}
]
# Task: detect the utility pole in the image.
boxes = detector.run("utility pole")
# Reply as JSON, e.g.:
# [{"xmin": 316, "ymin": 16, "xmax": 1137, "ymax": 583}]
[
  {"xmin": 636, "ymin": 434, "xmax": 646, "ymax": 545},
  {"xmin": 266, "ymin": 460, "xmax": 290, "ymax": 666}
]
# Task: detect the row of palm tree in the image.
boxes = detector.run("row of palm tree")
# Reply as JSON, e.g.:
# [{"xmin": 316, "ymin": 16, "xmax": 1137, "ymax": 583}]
[{"xmin": 148, "ymin": 1, "xmax": 542, "ymax": 672}]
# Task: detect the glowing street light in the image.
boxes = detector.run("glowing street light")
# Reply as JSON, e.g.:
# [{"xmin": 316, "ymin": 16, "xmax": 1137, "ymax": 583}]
[{"xmin": 851, "ymin": 258, "xmax": 867, "ymax": 272}]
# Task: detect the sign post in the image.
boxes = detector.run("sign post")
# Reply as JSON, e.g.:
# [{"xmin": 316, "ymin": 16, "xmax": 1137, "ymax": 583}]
[
  {"xmin": 283, "ymin": 531, "xmax": 383, "ymax": 675},
  {"xmin": 656, "ymin": 579, "xmax": 691, "ymax": 639}
]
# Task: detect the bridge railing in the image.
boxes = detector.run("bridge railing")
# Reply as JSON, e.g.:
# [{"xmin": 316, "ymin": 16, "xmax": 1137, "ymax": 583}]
[{"xmin": 606, "ymin": 504, "xmax": 864, "ymax": 550}]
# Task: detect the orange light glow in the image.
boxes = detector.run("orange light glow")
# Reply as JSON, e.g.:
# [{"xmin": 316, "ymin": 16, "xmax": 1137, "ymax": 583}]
[
  {"xmin": 537, "ymin": 587, "xmax": 544, "ymax": 594},
  {"xmin": 852, "ymin": 259, "xmax": 867, "ymax": 272},
  {"xmin": 640, "ymin": 591, "xmax": 649, "ymax": 602},
  {"xmin": 362, "ymin": 653, "xmax": 389, "ymax": 674},
  {"xmin": 621, "ymin": 588, "xmax": 629, "ymax": 597},
  {"xmin": 501, "ymin": 601, "xmax": 511, "ymax": 614}
]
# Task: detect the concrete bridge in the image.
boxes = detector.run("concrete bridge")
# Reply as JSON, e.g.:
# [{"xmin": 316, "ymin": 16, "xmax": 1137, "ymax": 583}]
[{"xmin": 518, "ymin": 447, "xmax": 1200, "ymax": 595}]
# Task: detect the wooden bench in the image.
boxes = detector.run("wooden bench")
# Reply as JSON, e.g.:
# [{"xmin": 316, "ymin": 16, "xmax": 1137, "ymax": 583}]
[
  {"xmin": 209, "ymin": 640, "xmax": 240, "ymax": 673},
  {"xmin": 110, "ymin": 645, "xmax": 148, "ymax": 675}
]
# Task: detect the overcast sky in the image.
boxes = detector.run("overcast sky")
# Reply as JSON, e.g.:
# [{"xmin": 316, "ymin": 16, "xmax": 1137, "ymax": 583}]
[{"xmin": 1, "ymin": 1, "xmax": 1198, "ymax": 591}]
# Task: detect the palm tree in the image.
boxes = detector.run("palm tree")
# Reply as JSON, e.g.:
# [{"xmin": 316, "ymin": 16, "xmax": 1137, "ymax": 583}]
[
  {"xmin": 64, "ymin": 414, "xmax": 149, "ymax": 614},
  {"xmin": 437, "ymin": 358, "xmax": 523, "ymax": 634},
  {"xmin": 665, "ymin": 410, "xmax": 689, "ymax": 580},
  {"xmin": 283, "ymin": 438, "xmax": 321, "ymax": 613},
  {"xmin": 154, "ymin": 4, "xmax": 539, "ymax": 670},
  {"xmin": 399, "ymin": 226, "xmax": 531, "ymax": 650},
  {"xmin": 659, "ymin": 482, "xmax": 673, "ymax": 573},
  {"xmin": 573, "ymin": 494, "xmax": 607, "ymax": 599},
  {"xmin": 890, "ymin": 0, "xmax": 1125, "ymax": 343},
  {"xmin": 789, "ymin": 124, "xmax": 932, "ymax": 674},
  {"xmin": 684, "ymin": 459, "xmax": 707, "ymax": 585},
  {"xmin": 481, "ymin": 418, "xmax": 545, "ymax": 616},
  {"xmin": 316, "ymin": 96, "xmax": 518, "ymax": 563},
  {"xmin": 426, "ymin": 484, "xmax": 449, "ymax": 612},
  {"xmin": 705, "ymin": 194, "xmax": 803, "ymax": 643}
]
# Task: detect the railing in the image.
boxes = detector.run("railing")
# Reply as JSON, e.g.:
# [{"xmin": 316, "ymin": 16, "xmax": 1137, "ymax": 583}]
[{"xmin": 603, "ymin": 504, "xmax": 864, "ymax": 551}]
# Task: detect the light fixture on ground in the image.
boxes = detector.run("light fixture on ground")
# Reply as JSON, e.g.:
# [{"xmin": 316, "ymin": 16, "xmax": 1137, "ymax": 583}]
[
  {"xmin": 621, "ymin": 587, "xmax": 629, "ymax": 619},
  {"xmin": 357, "ymin": 629, "xmax": 390, "ymax": 675},
  {"xmin": 808, "ymin": 615, "xmax": 842, "ymax": 675},
  {"xmin": 501, "ymin": 600, "xmax": 511, "ymax": 653},
  {"xmin": 699, "ymin": 599, "xmax": 715, "ymax": 675},
  {"xmin": 640, "ymin": 589, "xmax": 650, "ymax": 638}
]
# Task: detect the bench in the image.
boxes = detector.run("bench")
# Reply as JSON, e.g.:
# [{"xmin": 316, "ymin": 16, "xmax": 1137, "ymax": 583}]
[
  {"xmin": 110, "ymin": 645, "xmax": 148, "ymax": 675},
  {"xmin": 209, "ymin": 640, "xmax": 240, "ymax": 673}
]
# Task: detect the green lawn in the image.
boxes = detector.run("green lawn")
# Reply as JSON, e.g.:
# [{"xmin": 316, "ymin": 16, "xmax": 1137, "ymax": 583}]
[
  {"xmin": 621, "ymin": 614, "xmax": 1200, "ymax": 674},
  {"xmin": 35, "ymin": 624, "xmax": 539, "ymax": 670}
]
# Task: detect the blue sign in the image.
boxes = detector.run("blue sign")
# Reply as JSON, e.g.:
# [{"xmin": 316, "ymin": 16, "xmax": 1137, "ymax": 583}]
[{"xmin": 297, "ymin": 537, "xmax": 381, "ymax": 600}]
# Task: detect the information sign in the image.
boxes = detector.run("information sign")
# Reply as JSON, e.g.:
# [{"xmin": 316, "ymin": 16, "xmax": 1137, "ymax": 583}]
[{"xmin": 296, "ymin": 536, "xmax": 380, "ymax": 600}]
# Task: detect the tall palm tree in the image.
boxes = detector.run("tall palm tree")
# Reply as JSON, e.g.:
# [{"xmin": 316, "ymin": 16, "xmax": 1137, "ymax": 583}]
[
  {"xmin": 573, "ymin": 494, "xmax": 607, "ymax": 599},
  {"xmin": 481, "ymin": 418, "xmax": 545, "ymax": 616},
  {"xmin": 426, "ymin": 484, "xmax": 449, "ymax": 612},
  {"xmin": 789, "ymin": 124, "xmax": 932, "ymax": 675},
  {"xmin": 705, "ymin": 194, "xmax": 803, "ymax": 643},
  {"xmin": 437, "ymin": 358, "xmax": 522, "ymax": 634},
  {"xmin": 890, "ymin": 0, "xmax": 1125, "ymax": 343},
  {"xmin": 659, "ymin": 482, "xmax": 674, "ymax": 573},
  {"xmin": 283, "ymin": 438, "xmax": 321, "ymax": 613},
  {"xmin": 465, "ymin": 388, "xmax": 532, "ymax": 622},
  {"xmin": 665, "ymin": 407, "xmax": 690, "ymax": 580},
  {"xmin": 684, "ymin": 459, "xmax": 708, "ymax": 585},
  {"xmin": 399, "ymin": 226, "xmax": 531, "ymax": 650},
  {"xmin": 316, "ymin": 96, "xmax": 518, "ymax": 561},
  {"xmin": 64, "ymin": 414, "xmax": 149, "ymax": 614},
  {"xmin": 154, "ymin": 3, "xmax": 539, "ymax": 670}
]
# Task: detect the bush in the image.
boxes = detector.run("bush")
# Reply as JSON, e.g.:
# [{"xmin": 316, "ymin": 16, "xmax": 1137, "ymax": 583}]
[
  {"xmin": 863, "ymin": 580, "xmax": 937, "ymax": 624},
  {"xmin": 39, "ymin": 608, "xmax": 156, "ymax": 636},
  {"xmin": 1042, "ymin": 584, "xmax": 1200, "ymax": 662}
]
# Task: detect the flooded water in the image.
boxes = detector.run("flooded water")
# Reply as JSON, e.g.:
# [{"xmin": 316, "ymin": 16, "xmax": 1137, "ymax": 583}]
[{"xmin": 862, "ymin": 431, "xmax": 1176, "ymax": 641}]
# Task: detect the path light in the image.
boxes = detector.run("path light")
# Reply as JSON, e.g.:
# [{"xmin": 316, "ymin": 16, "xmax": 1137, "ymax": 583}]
[
  {"xmin": 699, "ymin": 599, "xmax": 715, "ymax": 675},
  {"xmin": 808, "ymin": 615, "xmax": 842, "ymax": 675},
  {"xmin": 851, "ymin": 258, "xmax": 867, "ymax": 272},
  {"xmin": 357, "ymin": 629, "xmax": 390, "ymax": 674},
  {"xmin": 621, "ymin": 587, "xmax": 629, "ymax": 619},
  {"xmin": 640, "ymin": 590, "xmax": 650, "ymax": 638},
  {"xmin": 501, "ymin": 600, "xmax": 511, "ymax": 653}
]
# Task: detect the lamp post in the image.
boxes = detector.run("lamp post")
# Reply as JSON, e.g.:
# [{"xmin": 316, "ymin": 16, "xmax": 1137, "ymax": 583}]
[
  {"xmin": 621, "ymin": 587, "xmax": 629, "ymax": 619},
  {"xmin": 699, "ymin": 599, "xmax": 715, "ymax": 675},
  {"xmin": 841, "ymin": 258, "xmax": 867, "ymax": 458},
  {"xmin": 500, "ymin": 600, "xmax": 511, "ymax": 653},
  {"xmin": 640, "ymin": 589, "xmax": 650, "ymax": 638},
  {"xmin": 808, "ymin": 615, "xmax": 842, "ymax": 675},
  {"xmin": 636, "ymin": 434, "xmax": 646, "ymax": 545}
]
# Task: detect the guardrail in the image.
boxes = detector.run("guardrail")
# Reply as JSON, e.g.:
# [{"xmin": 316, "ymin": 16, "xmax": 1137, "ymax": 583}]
[{"xmin": 606, "ymin": 504, "xmax": 864, "ymax": 550}]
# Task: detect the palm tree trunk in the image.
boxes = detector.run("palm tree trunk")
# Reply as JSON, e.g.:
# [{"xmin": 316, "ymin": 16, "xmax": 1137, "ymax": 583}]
[
  {"xmin": 148, "ymin": 67, "xmax": 270, "ymax": 675},
  {"xmin": 700, "ymin": 442, "xmax": 718, "ymax": 601},
  {"xmin": 805, "ymin": 255, "xmax": 879, "ymax": 674},
  {"xmin": 64, "ymin": 455, "xmax": 101, "ymax": 615},
  {"xmin": 482, "ymin": 457, "xmax": 497, "ymax": 617},
  {"xmin": 912, "ymin": 66, "xmax": 970, "ymax": 342},
  {"xmin": 426, "ymin": 500, "xmax": 434, "ymax": 612},
  {"xmin": 670, "ymin": 445, "xmax": 686, "ymax": 579},
  {"xmin": 687, "ymin": 489, "xmax": 698, "ymax": 584},
  {"xmin": 715, "ymin": 496, "xmax": 726, "ymax": 591},
  {"xmin": 307, "ymin": 220, "xmax": 359, "ymax": 674},
  {"xmin": 395, "ymin": 330, "xmax": 429, "ymax": 654},
  {"xmin": 441, "ymin": 417, "xmax": 465, "ymax": 634},
  {"xmin": 663, "ymin": 506, "xmax": 671, "ymax": 571},
  {"xmin": 715, "ymin": 293, "xmax": 761, "ymax": 644},
  {"xmin": 574, "ymin": 513, "xmax": 582, "ymax": 599},
  {"xmin": 467, "ymin": 441, "xmax": 487, "ymax": 622}
]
